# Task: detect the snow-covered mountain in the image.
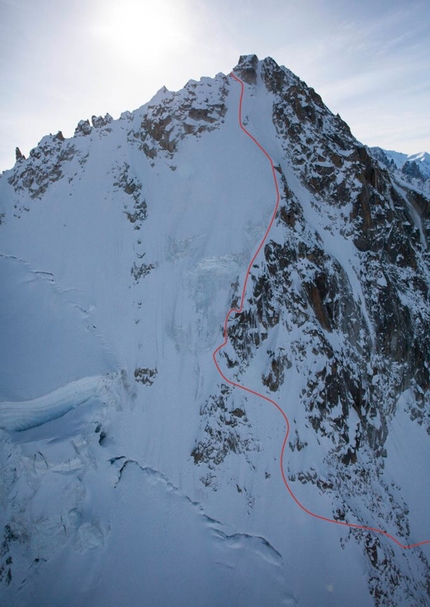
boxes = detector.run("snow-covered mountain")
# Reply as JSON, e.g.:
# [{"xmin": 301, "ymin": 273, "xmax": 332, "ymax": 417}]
[{"xmin": 0, "ymin": 54, "xmax": 429, "ymax": 606}]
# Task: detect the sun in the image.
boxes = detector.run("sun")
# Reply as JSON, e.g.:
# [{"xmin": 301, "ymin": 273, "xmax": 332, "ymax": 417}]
[{"xmin": 92, "ymin": 0, "xmax": 191, "ymax": 62}]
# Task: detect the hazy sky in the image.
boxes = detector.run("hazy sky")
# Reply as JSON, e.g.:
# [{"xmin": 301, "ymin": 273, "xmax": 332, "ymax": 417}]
[{"xmin": 1, "ymin": 0, "xmax": 429, "ymax": 171}]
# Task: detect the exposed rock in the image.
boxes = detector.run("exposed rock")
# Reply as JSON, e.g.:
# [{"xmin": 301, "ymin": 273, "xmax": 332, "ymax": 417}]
[
  {"xmin": 8, "ymin": 135, "xmax": 77, "ymax": 200},
  {"xmin": 91, "ymin": 114, "xmax": 113, "ymax": 129},
  {"xmin": 134, "ymin": 367, "xmax": 158, "ymax": 386},
  {"xmin": 129, "ymin": 74, "xmax": 229, "ymax": 162},
  {"xmin": 74, "ymin": 119, "xmax": 92, "ymax": 136},
  {"xmin": 131, "ymin": 261, "xmax": 156, "ymax": 282},
  {"xmin": 235, "ymin": 54, "xmax": 259, "ymax": 85},
  {"xmin": 15, "ymin": 147, "xmax": 25, "ymax": 162},
  {"xmin": 191, "ymin": 384, "xmax": 257, "ymax": 470}
]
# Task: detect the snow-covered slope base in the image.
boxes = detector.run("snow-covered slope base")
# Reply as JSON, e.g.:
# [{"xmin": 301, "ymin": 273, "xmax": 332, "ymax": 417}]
[{"xmin": 0, "ymin": 55, "xmax": 429, "ymax": 606}]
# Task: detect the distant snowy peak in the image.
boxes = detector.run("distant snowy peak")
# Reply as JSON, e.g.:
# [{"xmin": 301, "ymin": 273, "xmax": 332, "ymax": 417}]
[
  {"xmin": 370, "ymin": 146, "xmax": 430, "ymax": 193},
  {"xmin": 373, "ymin": 149, "xmax": 430, "ymax": 175}
]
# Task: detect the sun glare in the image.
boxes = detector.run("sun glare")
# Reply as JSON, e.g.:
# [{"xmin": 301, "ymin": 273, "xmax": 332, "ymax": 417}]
[{"xmin": 92, "ymin": 0, "xmax": 191, "ymax": 61}]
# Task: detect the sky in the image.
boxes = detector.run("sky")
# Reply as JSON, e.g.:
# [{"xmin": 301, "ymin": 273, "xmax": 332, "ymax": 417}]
[{"xmin": 0, "ymin": 0, "xmax": 429, "ymax": 171}]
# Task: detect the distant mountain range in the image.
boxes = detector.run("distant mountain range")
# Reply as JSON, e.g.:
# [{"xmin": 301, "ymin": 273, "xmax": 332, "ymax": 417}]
[{"xmin": 371, "ymin": 147, "xmax": 430, "ymax": 193}]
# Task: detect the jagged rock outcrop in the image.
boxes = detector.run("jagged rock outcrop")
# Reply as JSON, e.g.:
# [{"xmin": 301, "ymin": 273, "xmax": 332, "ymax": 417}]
[
  {"xmin": 14, "ymin": 147, "xmax": 25, "ymax": 162},
  {"xmin": 128, "ymin": 76, "xmax": 229, "ymax": 163}
]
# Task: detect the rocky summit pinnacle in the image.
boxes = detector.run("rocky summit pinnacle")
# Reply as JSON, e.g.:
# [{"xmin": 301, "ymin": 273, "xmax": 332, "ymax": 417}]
[{"xmin": 0, "ymin": 56, "xmax": 429, "ymax": 607}]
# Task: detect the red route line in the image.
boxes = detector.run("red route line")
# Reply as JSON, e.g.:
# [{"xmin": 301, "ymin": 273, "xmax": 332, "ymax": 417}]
[{"xmin": 212, "ymin": 71, "xmax": 430, "ymax": 551}]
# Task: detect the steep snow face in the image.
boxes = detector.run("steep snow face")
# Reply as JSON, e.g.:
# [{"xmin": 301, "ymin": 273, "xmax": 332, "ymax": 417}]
[
  {"xmin": 0, "ymin": 54, "xmax": 429, "ymax": 606},
  {"xmin": 0, "ymin": 255, "xmax": 117, "ymax": 401}
]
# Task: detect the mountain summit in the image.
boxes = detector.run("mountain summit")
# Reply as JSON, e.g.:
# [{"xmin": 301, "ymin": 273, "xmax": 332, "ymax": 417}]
[{"xmin": 0, "ymin": 54, "xmax": 429, "ymax": 606}]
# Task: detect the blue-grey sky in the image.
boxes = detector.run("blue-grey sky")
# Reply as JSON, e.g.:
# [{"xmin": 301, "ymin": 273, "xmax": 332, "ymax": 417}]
[{"xmin": 1, "ymin": 0, "xmax": 429, "ymax": 171}]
